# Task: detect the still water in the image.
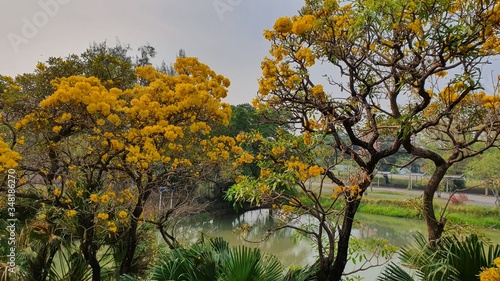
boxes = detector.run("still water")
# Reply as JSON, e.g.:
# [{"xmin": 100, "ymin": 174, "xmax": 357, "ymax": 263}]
[{"xmin": 170, "ymin": 209, "xmax": 499, "ymax": 280}]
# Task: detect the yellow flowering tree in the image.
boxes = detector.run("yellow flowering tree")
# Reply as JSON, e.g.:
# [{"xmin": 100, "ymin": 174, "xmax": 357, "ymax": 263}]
[
  {"xmin": 227, "ymin": 129, "xmax": 397, "ymax": 280},
  {"xmin": 2, "ymin": 49, "xmax": 232, "ymax": 280},
  {"xmin": 243, "ymin": 0, "xmax": 500, "ymax": 279}
]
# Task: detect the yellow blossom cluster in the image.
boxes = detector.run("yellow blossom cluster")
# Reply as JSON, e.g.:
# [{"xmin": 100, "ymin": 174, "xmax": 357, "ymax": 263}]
[
  {"xmin": 259, "ymin": 168, "xmax": 271, "ymax": 179},
  {"xmin": 107, "ymin": 221, "xmax": 118, "ymax": 233},
  {"xmin": 90, "ymin": 194, "xmax": 99, "ymax": 203},
  {"xmin": 66, "ymin": 210, "xmax": 77, "ymax": 218},
  {"xmin": 271, "ymin": 146, "xmax": 286, "ymax": 156},
  {"xmin": 118, "ymin": 210, "xmax": 128, "ymax": 219},
  {"xmin": 53, "ymin": 188, "xmax": 62, "ymax": 197},
  {"xmin": 333, "ymin": 185, "xmax": 361, "ymax": 200},
  {"xmin": 295, "ymin": 48, "xmax": 316, "ymax": 66},
  {"xmin": 437, "ymin": 82, "xmax": 465, "ymax": 105},
  {"xmin": 310, "ymin": 85, "xmax": 326, "ymax": 102},
  {"xmin": 97, "ymin": 213, "xmax": 109, "ymax": 220},
  {"xmin": 273, "ymin": 17, "xmax": 293, "ymax": 33},
  {"xmin": 100, "ymin": 194, "xmax": 110, "ymax": 204},
  {"xmin": 206, "ymin": 136, "xmax": 236, "ymax": 161},
  {"xmin": 308, "ymin": 165, "xmax": 324, "ymax": 177},
  {"xmin": 480, "ymin": 257, "xmax": 500, "ymax": 281},
  {"xmin": 292, "ymin": 15, "xmax": 316, "ymax": 35},
  {"xmin": 286, "ymin": 157, "xmax": 323, "ymax": 181},
  {"xmin": 235, "ymin": 153, "xmax": 254, "ymax": 165},
  {"xmin": 0, "ymin": 137, "xmax": 21, "ymax": 172},
  {"xmin": 121, "ymin": 189, "xmax": 135, "ymax": 201},
  {"xmin": 482, "ymin": 94, "xmax": 500, "ymax": 109}
]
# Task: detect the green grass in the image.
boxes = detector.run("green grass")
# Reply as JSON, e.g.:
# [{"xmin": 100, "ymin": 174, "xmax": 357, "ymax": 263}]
[
  {"xmin": 299, "ymin": 194, "xmax": 500, "ymax": 230},
  {"xmin": 360, "ymin": 198, "xmax": 500, "ymax": 229},
  {"xmin": 357, "ymin": 203, "xmax": 419, "ymax": 218},
  {"xmin": 358, "ymin": 198, "xmax": 422, "ymax": 219}
]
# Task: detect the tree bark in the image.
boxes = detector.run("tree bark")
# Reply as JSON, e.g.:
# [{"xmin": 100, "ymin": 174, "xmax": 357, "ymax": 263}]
[
  {"xmin": 119, "ymin": 188, "xmax": 152, "ymax": 276},
  {"xmin": 423, "ymin": 164, "xmax": 449, "ymax": 246},
  {"xmin": 327, "ymin": 198, "xmax": 362, "ymax": 281},
  {"xmin": 80, "ymin": 215, "xmax": 101, "ymax": 281}
]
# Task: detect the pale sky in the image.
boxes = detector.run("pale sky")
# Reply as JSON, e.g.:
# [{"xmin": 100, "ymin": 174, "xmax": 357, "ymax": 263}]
[{"xmin": 0, "ymin": 0, "xmax": 304, "ymax": 105}]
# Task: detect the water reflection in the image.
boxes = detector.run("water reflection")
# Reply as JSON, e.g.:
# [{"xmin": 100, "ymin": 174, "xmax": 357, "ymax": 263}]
[
  {"xmin": 353, "ymin": 213, "xmax": 427, "ymax": 247},
  {"xmin": 174, "ymin": 209, "xmax": 317, "ymax": 267},
  {"xmin": 170, "ymin": 209, "xmax": 499, "ymax": 272}
]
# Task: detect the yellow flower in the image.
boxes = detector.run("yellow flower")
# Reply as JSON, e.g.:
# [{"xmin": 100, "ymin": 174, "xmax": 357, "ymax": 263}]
[
  {"xmin": 100, "ymin": 194, "xmax": 110, "ymax": 204},
  {"xmin": 494, "ymin": 257, "xmax": 500, "ymax": 268},
  {"xmin": 96, "ymin": 119, "xmax": 106, "ymax": 126},
  {"xmin": 36, "ymin": 62, "xmax": 47, "ymax": 71},
  {"xmin": 97, "ymin": 213, "xmax": 109, "ymax": 220},
  {"xmin": 479, "ymin": 267, "xmax": 500, "ymax": 281},
  {"xmin": 434, "ymin": 70, "xmax": 448, "ymax": 78},
  {"xmin": 231, "ymin": 146, "xmax": 244, "ymax": 154},
  {"xmin": 107, "ymin": 114, "xmax": 121, "ymax": 126},
  {"xmin": 292, "ymin": 15, "xmax": 316, "ymax": 34},
  {"xmin": 259, "ymin": 183, "xmax": 269, "ymax": 193},
  {"xmin": 65, "ymin": 198, "xmax": 72, "ymax": 203},
  {"xmin": 107, "ymin": 221, "xmax": 117, "ymax": 233},
  {"xmin": 77, "ymin": 190, "xmax": 83, "ymax": 197},
  {"xmin": 53, "ymin": 188, "xmax": 62, "ymax": 197},
  {"xmin": 295, "ymin": 47, "xmax": 315, "ymax": 67},
  {"xmin": 237, "ymin": 153, "xmax": 254, "ymax": 164},
  {"xmin": 273, "ymin": 17, "xmax": 293, "ymax": 33},
  {"xmin": 259, "ymin": 169, "xmax": 271, "ymax": 179},
  {"xmin": 308, "ymin": 165, "xmax": 324, "ymax": 177},
  {"xmin": 334, "ymin": 186, "xmax": 346, "ymax": 193},
  {"xmin": 66, "ymin": 210, "xmax": 77, "ymax": 218},
  {"xmin": 60, "ymin": 112, "xmax": 72, "ymax": 122},
  {"xmin": 271, "ymin": 146, "xmax": 285, "ymax": 155},
  {"xmin": 118, "ymin": 211, "xmax": 128, "ymax": 219},
  {"xmin": 90, "ymin": 194, "xmax": 99, "ymax": 203},
  {"xmin": 52, "ymin": 126, "xmax": 62, "ymax": 134},
  {"xmin": 39, "ymin": 214, "xmax": 47, "ymax": 220}
]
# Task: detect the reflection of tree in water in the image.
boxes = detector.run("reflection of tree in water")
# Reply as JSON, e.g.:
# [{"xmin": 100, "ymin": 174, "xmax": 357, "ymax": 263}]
[
  {"xmin": 354, "ymin": 219, "xmax": 420, "ymax": 247},
  {"xmin": 171, "ymin": 209, "xmax": 317, "ymax": 267}
]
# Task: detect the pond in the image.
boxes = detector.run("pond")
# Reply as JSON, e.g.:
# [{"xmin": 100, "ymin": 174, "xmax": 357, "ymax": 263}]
[{"xmin": 168, "ymin": 209, "xmax": 500, "ymax": 280}]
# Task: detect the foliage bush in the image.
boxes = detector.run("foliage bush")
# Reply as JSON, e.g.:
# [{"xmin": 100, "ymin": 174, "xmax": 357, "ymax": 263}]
[{"xmin": 378, "ymin": 233, "xmax": 500, "ymax": 281}]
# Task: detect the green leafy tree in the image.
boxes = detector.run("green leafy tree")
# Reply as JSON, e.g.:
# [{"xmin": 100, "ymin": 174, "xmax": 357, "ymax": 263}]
[{"xmin": 467, "ymin": 148, "xmax": 500, "ymax": 206}]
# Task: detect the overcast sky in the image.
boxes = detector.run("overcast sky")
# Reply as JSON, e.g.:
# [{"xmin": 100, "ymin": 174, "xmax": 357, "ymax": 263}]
[{"xmin": 0, "ymin": 0, "xmax": 303, "ymax": 105}]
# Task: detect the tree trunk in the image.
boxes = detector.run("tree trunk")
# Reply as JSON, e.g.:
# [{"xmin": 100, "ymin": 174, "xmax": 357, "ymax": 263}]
[
  {"xmin": 326, "ymin": 198, "xmax": 361, "ymax": 281},
  {"xmin": 32, "ymin": 241, "xmax": 58, "ymax": 281},
  {"xmin": 423, "ymin": 164, "xmax": 449, "ymax": 246},
  {"xmin": 119, "ymin": 188, "xmax": 152, "ymax": 276},
  {"xmin": 80, "ymin": 215, "xmax": 101, "ymax": 281}
]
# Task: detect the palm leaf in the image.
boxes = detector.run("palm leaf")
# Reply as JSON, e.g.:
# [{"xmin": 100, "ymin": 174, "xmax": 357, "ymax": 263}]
[
  {"xmin": 377, "ymin": 262, "xmax": 415, "ymax": 281},
  {"xmin": 378, "ymin": 232, "xmax": 500, "ymax": 281},
  {"xmin": 284, "ymin": 261, "xmax": 320, "ymax": 281},
  {"xmin": 219, "ymin": 246, "xmax": 283, "ymax": 281}
]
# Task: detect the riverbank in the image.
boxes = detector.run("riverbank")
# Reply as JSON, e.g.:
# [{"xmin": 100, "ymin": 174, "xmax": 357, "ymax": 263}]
[{"xmin": 358, "ymin": 188, "xmax": 500, "ymax": 229}]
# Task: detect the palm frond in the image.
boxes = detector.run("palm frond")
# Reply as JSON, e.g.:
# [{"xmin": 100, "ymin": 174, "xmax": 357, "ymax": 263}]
[
  {"xmin": 378, "ymin": 232, "xmax": 500, "ymax": 281},
  {"xmin": 377, "ymin": 262, "xmax": 415, "ymax": 281}
]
